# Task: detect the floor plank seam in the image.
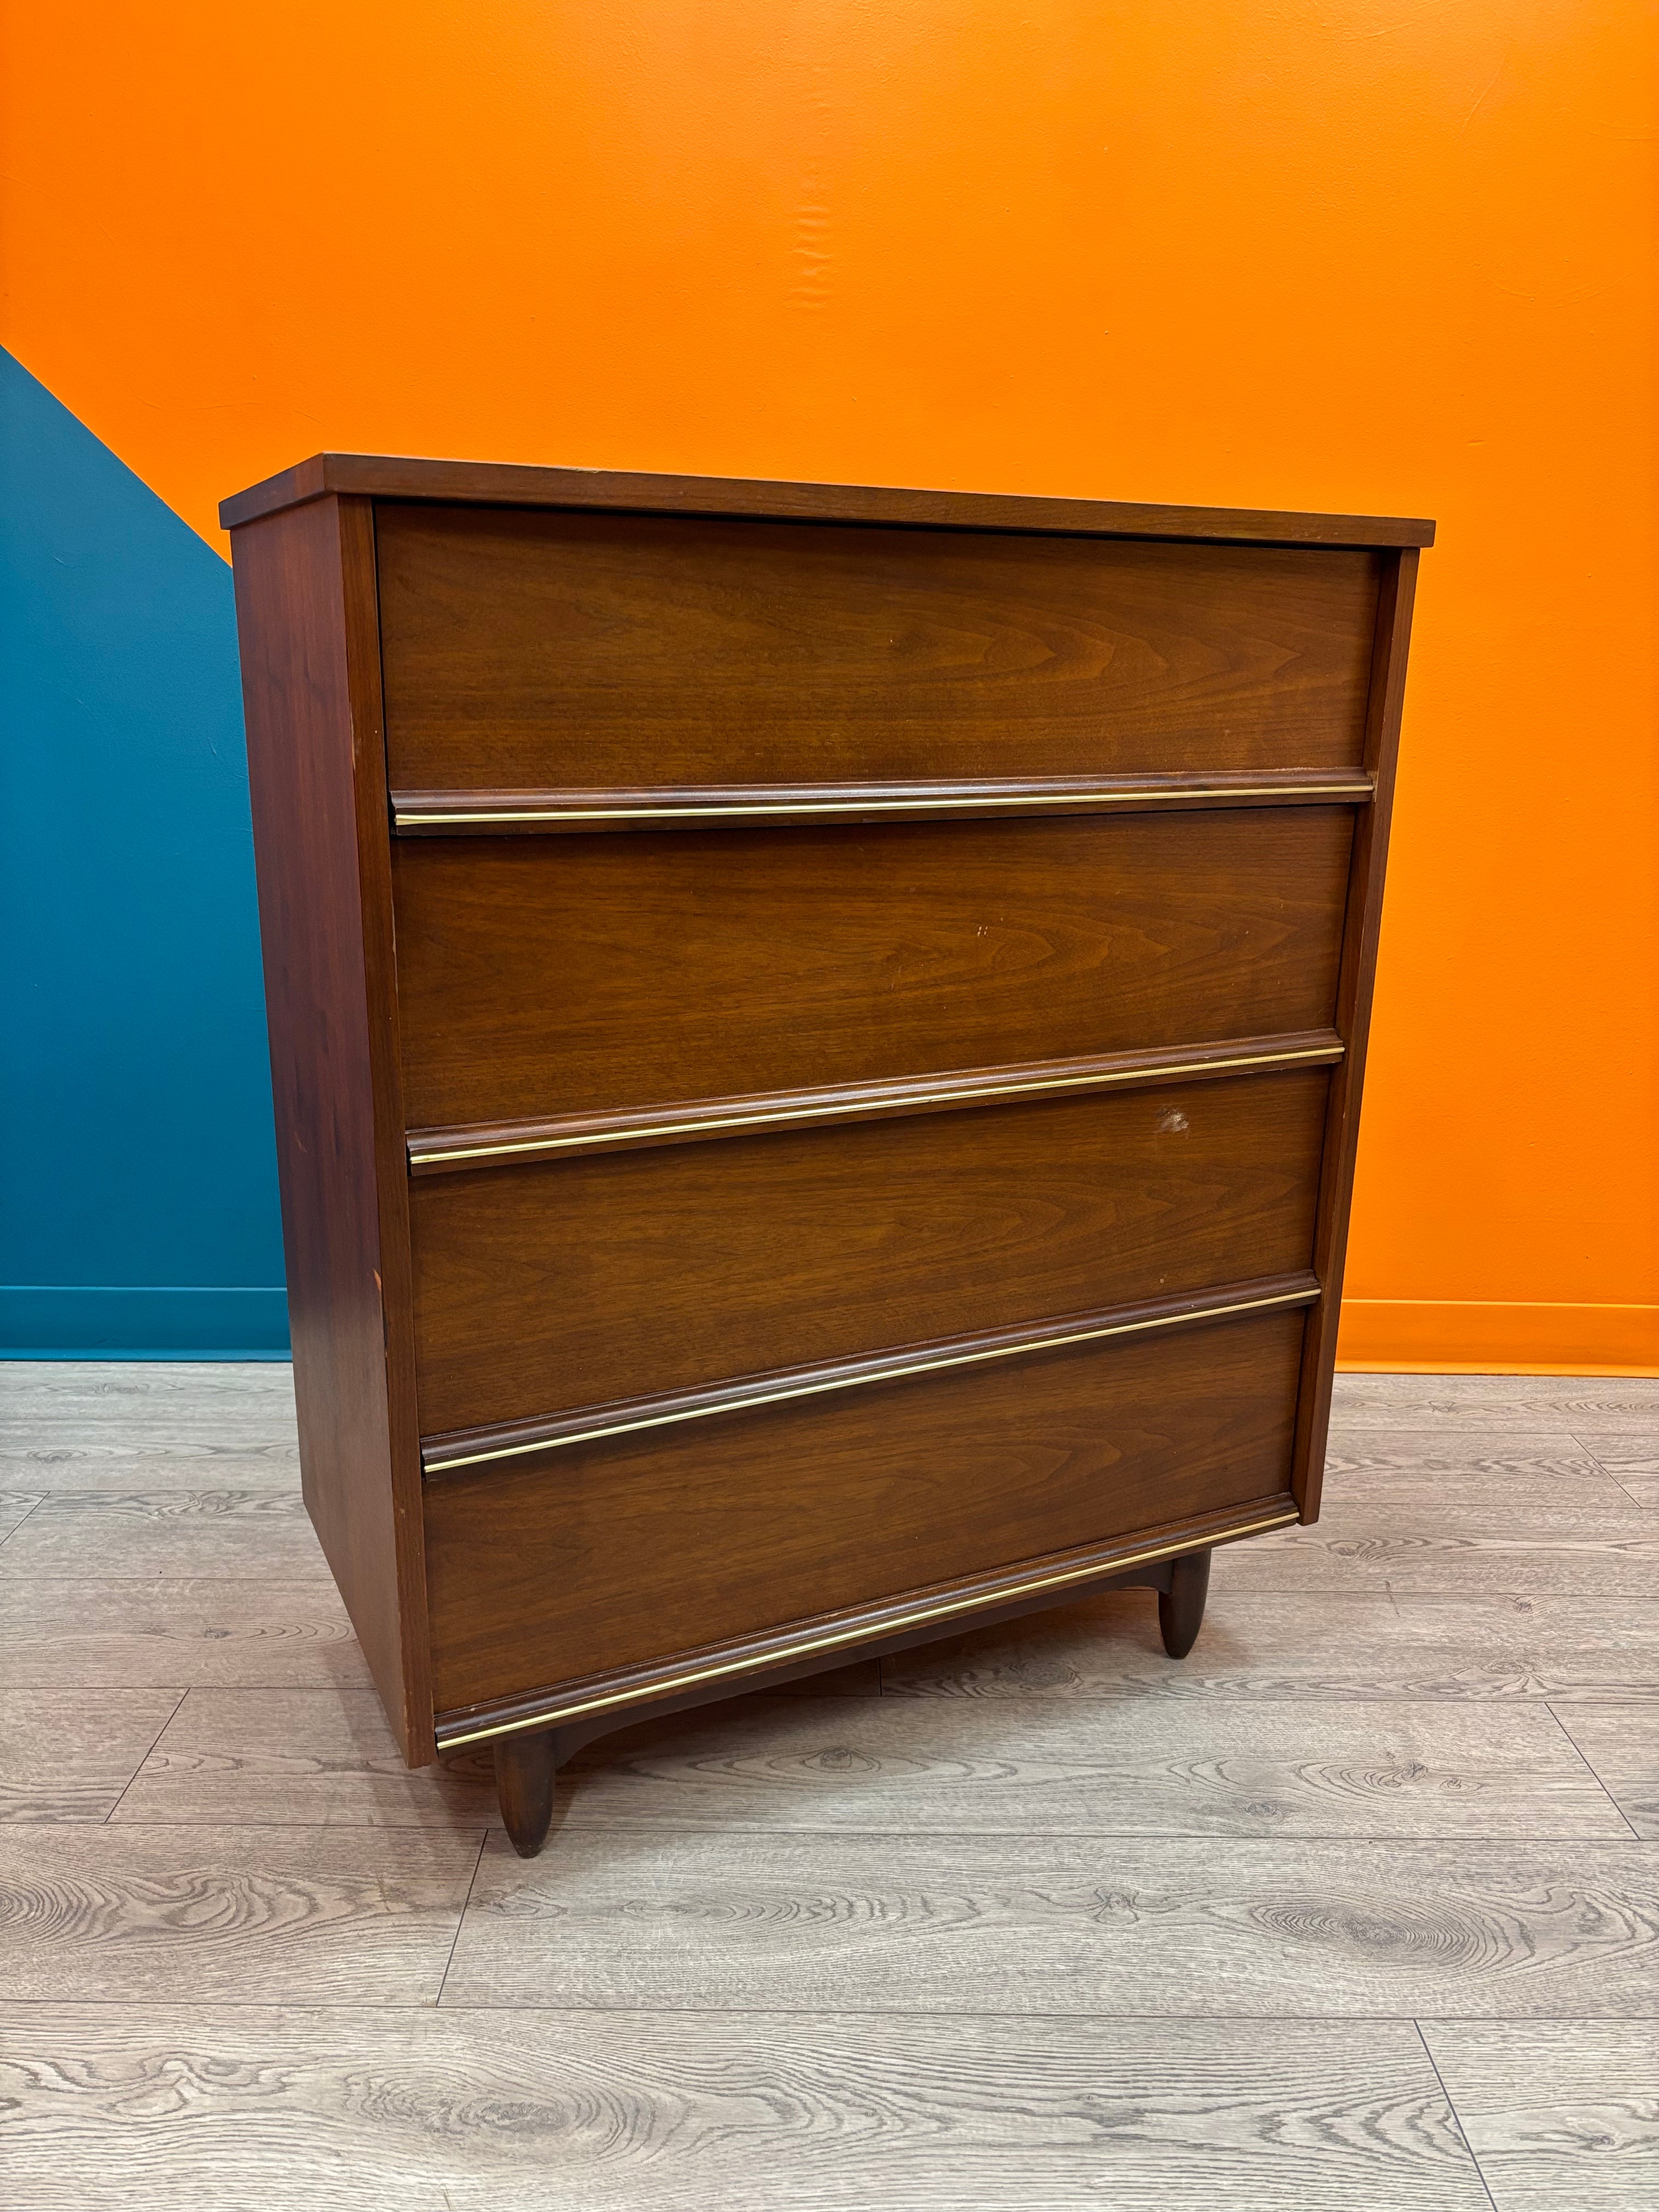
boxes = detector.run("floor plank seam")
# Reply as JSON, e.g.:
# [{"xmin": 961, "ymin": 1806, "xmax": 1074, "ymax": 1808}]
[
  {"xmin": 1542, "ymin": 1700, "xmax": 1645, "ymax": 1839},
  {"xmin": 0, "ymin": 1494, "xmax": 48, "ymax": 1549},
  {"xmin": 1413, "ymin": 2019, "xmax": 1502, "ymax": 2212},
  {"xmin": 33, "ymin": 1819, "xmax": 1659, "ymax": 1841},
  {"xmin": 1575, "ymin": 1435, "xmax": 1657, "ymax": 1510},
  {"xmin": 98, "ymin": 1685, "xmax": 190, "ymax": 1826},
  {"xmin": 432, "ymin": 1831, "xmax": 489, "ymax": 2010},
  {"xmin": 125, "ymin": 1816, "xmax": 1654, "ymax": 1843},
  {"xmin": 5, "ymin": 1998, "xmax": 1659, "ymax": 2021}
]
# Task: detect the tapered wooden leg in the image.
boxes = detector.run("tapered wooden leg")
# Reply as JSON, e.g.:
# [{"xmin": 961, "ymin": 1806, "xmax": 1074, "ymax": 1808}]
[
  {"xmin": 1159, "ymin": 1547, "xmax": 1211, "ymax": 1659},
  {"xmin": 494, "ymin": 1729, "xmax": 557, "ymax": 1858}
]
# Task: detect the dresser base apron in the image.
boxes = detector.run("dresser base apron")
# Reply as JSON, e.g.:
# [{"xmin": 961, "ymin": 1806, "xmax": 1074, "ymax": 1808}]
[{"xmin": 448, "ymin": 1511, "xmax": 1269, "ymax": 1857}]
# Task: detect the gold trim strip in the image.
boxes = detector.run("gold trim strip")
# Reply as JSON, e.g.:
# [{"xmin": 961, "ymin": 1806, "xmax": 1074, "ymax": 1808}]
[
  {"xmin": 435, "ymin": 1509, "xmax": 1301, "ymax": 1748},
  {"xmin": 397, "ymin": 782, "xmax": 1374, "ymax": 829},
  {"xmin": 421, "ymin": 1284, "xmax": 1319, "ymax": 1475},
  {"xmin": 409, "ymin": 1041, "xmax": 1345, "ymax": 1169}
]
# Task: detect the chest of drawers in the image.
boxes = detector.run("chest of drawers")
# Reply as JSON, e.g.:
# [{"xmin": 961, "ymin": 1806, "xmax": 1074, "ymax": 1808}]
[{"xmin": 223, "ymin": 456, "xmax": 1430, "ymax": 1854}]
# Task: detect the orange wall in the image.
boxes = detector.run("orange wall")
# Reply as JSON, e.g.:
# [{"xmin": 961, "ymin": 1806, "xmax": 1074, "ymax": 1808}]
[{"xmin": 4, "ymin": 2, "xmax": 1656, "ymax": 1368}]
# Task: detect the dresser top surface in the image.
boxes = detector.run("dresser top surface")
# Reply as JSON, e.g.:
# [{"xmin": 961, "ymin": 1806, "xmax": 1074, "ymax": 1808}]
[{"xmin": 220, "ymin": 452, "xmax": 1435, "ymax": 548}]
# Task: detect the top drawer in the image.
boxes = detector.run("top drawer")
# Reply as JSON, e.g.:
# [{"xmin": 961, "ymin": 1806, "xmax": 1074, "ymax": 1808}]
[{"xmin": 375, "ymin": 505, "xmax": 1381, "ymax": 792}]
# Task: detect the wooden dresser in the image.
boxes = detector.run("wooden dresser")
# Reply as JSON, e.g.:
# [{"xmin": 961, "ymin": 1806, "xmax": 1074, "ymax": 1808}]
[{"xmin": 222, "ymin": 456, "xmax": 1430, "ymax": 1854}]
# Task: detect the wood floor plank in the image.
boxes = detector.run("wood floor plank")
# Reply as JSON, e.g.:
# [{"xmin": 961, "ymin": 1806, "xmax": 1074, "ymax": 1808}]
[
  {"xmin": 1547, "ymin": 1707, "xmax": 1659, "ymax": 1838},
  {"xmin": 0, "ymin": 1492, "xmax": 43, "ymax": 1541},
  {"xmin": 1585, "ymin": 1455, "xmax": 1659, "ymax": 1510},
  {"xmin": 1220, "ymin": 1510, "xmax": 1659, "ymax": 1595},
  {"xmin": 548, "ymin": 1692, "xmax": 1627, "ymax": 1839},
  {"xmin": 881, "ymin": 1590, "xmax": 1659, "ymax": 1704},
  {"xmin": 0, "ymin": 1580, "xmax": 375, "ymax": 1689},
  {"xmin": 0, "ymin": 2007, "xmax": 1496, "ymax": 2212},
  {"xmin": 0, "ymin": 1827, "xmax": 479, "ymax": 2003},
  {"xmin": 114, "ymin": 1690, "xmax": 495, "ymax": 1830},
  {"xmin": 0, "ymin": 1362, "xmax": 299, "ymax": 1451},
  {"xmin": 441, "ymin": 1833, "xmax": 1659, "ymax": 2016},
  {"xmin": 1321, "ymin": 1432, "xmax": 1634, "ymax": 1508},
  {"xmin": 1420, "ymin": 2021, "xmax": 1659, "ymax": 2211},
  {"xmin": 0, "ymin": 1690, "xmax": 183, "ymax": 1822},
  {"xmin": 1329, "ymin": 1374, "xmax": 1659, "ymax": 1438},
  {"xmin": 0, "ymin": 1491, "xmax": 331, "ymax": 1580},
  {"xmin": 0, "ymin": 1442, "xmax": 301, "ymax": 1493}
]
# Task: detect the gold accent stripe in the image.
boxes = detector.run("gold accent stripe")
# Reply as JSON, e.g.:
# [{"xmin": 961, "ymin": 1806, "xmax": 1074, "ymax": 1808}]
[
  {"xmin": 397, "ymin": 782, "xmax": 1373, "ymax": 828},
  {"xmin": 408, "ymin": 1040, "xmax": 1345, "ymax": 1169},
  {"xmin": 421, "ymin": 1284, "xmax": 1318, "ymax": 1475},
  {"xmin": 435, "ymin": 1509, "xmax": 1301, "ymax": 1748}
]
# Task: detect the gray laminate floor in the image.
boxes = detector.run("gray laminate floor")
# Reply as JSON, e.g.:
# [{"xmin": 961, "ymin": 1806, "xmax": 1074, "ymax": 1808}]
[{"xmin": 1, "ymin": 1363, "xmax": 1656, "ymax": 2209}]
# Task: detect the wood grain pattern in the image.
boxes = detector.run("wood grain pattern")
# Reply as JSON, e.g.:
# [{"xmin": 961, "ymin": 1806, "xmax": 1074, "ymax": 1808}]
[
  {"xmin": 0, "ymin": 1689, "xmax": 182, "ymax": 1822},
  {"xmin": 393, "ymin": 807, "xmax": 1355, "ymax": 1127},
  {"xmin": 0, "ymin": 1361, "xmax": 300, "ymax": 1452},
  {"xmin": 0, "ymin": 2012, "xmax": 1485, "ymax": 2212},
  {"xmin": 0, "ymin": 1826, "xmax": 479, "ymax": 2002},
  {"xmin": 1547, "ymin": 1708, "xmax": 1657, "ymax": 1838},
  {"xmin": 112, "ymin": 1690, "xmax": 495, "ymax": 1830},
  {"xmin": 230, "ymin": 496, "xmax": 430, "ymax": 1758},
  {"xmin": 879, "ymin": 1590, "xmax": 1659, "ymax": 1706},
  {"xmin": 226, "ymin": 460, "xmax": 1428, "ymax": 1832},
  {"xmin": 0, "ymin": 1491, "xmax": 331, "ymax": 1581},
  {"xmin": 1292, "ymin": 547, "xmax": 1419, "ymax": 1520},
  {"xmin": 1330, "ymin": 1375, "xmax": 1659, "ymax": 1436},
  {"xmin": 548, "ymin": 1691, "xmax": 1626, "ymax": 1839},
  {"xmin": 424, "ymin": 1309, "xmax": 1305, "ymax": 1712},
  {"xmin": 0, "ymin": 1493, "xmax": 42, "ymax": 1542},
  {"xmin": 410, "ymin": 1071, "xmax": 1328, "ymax": 1436},
  {"xmin": 1420, "ymin": 2021, "xmax": 1659, "ymax": 2212},
  {"xmin": 4, "ymin": 1364, "xmax": 1654, "ymax": 2205},
  {"xmin": 0, "ymin": 1579, "xmax": 375, "ymax": 1690},
  {"xmin": 0, "ymin": 1363, "xmax": 299, "ymax": 1491},
  {"xmin": 221, "ymin": 449, "xmax": 1437, "ymax": 544},
  {"xmin": 420, "ymin": 1276, "xmax": 1317, "ymax": 1477},
  {"xmin": 1590, "ymin": 1457, "xmax": 1659, "ymax": 1510},
  {"xmin": 1321, "ymin": 1432, "xmax": 1633, "ymax": 1508},
  {"xmin": 430, "ymin": 1514, "xmax": 1272, "ymax": 1752},
  {"xmin": 441, "ymin": 1831, "xmax": 1659, "ymax": 2015},
  {"xmin": 405, "ymin": 1029, "xmax": 1344, "ymax": 1172},
  {"xmin": 0, "ymin": 1444, "xmax": 298, "ymax": 1493},
  {"xmin": 1221, "ymin": 1506, "xmax": 1659, "ymax": 1596},
  {"xmin": 377, "ymin": 505, "xmax": 1381, "ymax": 789}
]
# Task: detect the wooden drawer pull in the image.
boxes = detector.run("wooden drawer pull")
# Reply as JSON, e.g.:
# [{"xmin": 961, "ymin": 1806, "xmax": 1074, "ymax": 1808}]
[
  {"xmin": 420, "ymin": 1271, "xmax": 1321, "ymax": 1477},
  {"xmin": 407, "ymin": 1030, "xmax": 1346, "ymax": 1172},
  {"xmin": 392, "ymin": 768, "xmax": 1375, "ymax": 834}
]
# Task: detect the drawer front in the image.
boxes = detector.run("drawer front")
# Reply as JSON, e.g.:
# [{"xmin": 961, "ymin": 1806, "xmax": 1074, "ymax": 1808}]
[
  {"xmin": 376, "ymin": 505, "xmax": 1380, "ymax": 790},
  {"xmin": 410, "ymin": 1069, "xmax": 1327, "ymax": 1438},
  {"xmin": 394, "ymin": 808, "xmax": 1353, "ymax": 1130},
  {"xmin": 424, "ymin": 1307, "xmax": 1304, "ymax": 1713}
]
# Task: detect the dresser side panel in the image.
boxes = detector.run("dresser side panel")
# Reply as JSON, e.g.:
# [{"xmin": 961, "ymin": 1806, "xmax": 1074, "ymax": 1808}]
[
  {"xmin": 1293, "ymin": 547, "xmax": 1421, "ymax": 1518},
  {"xmin": 229, "ymin": 495, "xmax": 430, "ymax": 1757}
]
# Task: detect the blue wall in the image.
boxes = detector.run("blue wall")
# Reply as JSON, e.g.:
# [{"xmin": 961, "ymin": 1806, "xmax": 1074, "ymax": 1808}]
[{"xmin": 0, "ymin": 348, "xmax": 288, "ymax": 1355}]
